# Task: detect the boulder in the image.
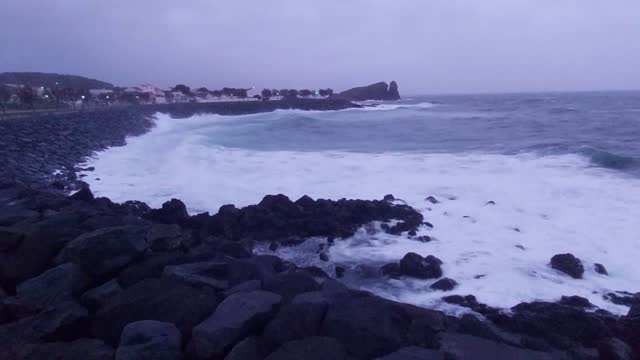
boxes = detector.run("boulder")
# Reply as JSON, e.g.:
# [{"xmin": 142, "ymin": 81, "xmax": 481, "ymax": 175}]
[
  {"xmin": 0, "ymin": 205, "xmax": 39, "ymax": 226},
  {"xmin": 0, "ymin": 300, "xmax": 88, "ymax": 346},
  {"xmin": 1, "ymin": 338, "xmax": 114, "ymax": 360},
  {"xmin": 595, "ymin": 263, "xmax": 609, "ymax": 275},
  {"xmin": 59, "ymin": 226, "xmax": 149, "ymax": 276},
  {"xmin": 376, "ymin": 346, "xmax": 444, "ymax": 360},
  {"xmin": 0, "ymin": 226, "xmax": 25, "ymax": 251},
  {"xmin": 262, "ymin": 271, "xmax": 319, "ymax": 301},
  {"xmin": 223, "ymin": 280, "xmax": 263, "ymax": 298},
  {"xmin": 146, "ymin": 199, "xmax": 189, "ymax": 225},
  {"xmin": 94, "ymin": 278, "xmax": 217, "ymax": 345},
  {"xmin": 16, "ymin": 263, "xmax": 91, "ymax": 308},
  {"xmin": 225, "ymin": 336, "xmax": 261, "ymax": 360},
  {"xmin": 430, "ymin": 278, "xmax": 457, "ymax": 291},
  {"xmin": 559, "ymin": 296, "xmax": 592, "ymax": 308},
  {"xmin": 507, "ymin": 301, "xmax": 613, "ymax": 347},
  {"xmin": 597, "ymin": 337, "xmax": 634, "ymax": 360},
  {"xmin": 81, "ymin": 279, "xmax": 123, "ymax": 311},
  {"xmin": 69, "ymin": 187, "xmax": 95, "ymax": 202},
  {"xmin": 338, "ymin": 81, "xmax": 401, "ymax": 101},
  {"xmin": 265, "ymin": 337, "xmax": 348, "ymax": 360},
  {"xmin": 118, "ymin": 252, "xmax": 203, "ymax": 287},
  {"xmin": 261, "ymin": 293, "xmax": 328, "ymax": 351},
  {"xmin": 550, "ymin": 253, "xmax": 584, "ymax": 279},
  {"xmin": 399, "ymin": 253, "xmax": 443, "ymax": 279},
  {"xmin": 322, "ymin": 294, "xmax": 442, "ymax": 358},
  {"xmin": 188, "ymin": 290, "xmax": 282, "ymax": 359},
  {"xmin": 163, "ymin": 261, "xmax": 229, "ymax": 290},
  {"xmin": 440, "ymin": 333, "xmax": 562, "ymax": 360},
  {"xmin": 622, "ymin": 303, "xmax": 640, "ymax": 355},
  {"xmin": 115, "ymin": 320, "xmax": 183, "ymax": 360},
  {"xmin": 147, "ymin": 224, "xmax": 185, "ymax": 252}
]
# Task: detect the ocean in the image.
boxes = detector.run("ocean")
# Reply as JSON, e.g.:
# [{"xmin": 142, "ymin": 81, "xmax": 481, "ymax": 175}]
[{"xmin": 80, "ymin": 91, "xmax": 640, "ymax": 314}]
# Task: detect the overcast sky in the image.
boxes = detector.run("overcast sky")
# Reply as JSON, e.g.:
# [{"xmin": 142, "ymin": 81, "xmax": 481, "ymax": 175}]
[{"xmin": 2, "ymin": 0, "xmax": 639, "ymax": 94}]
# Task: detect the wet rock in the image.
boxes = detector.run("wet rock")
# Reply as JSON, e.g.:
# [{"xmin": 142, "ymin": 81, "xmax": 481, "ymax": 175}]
[
  {"xmin": 223, "ymin": 280, "xmax": 262, "ymax": 298},
  {"xmin": 146, "ymin": 198, "xmax": 190, "ymax": 225},
  {"xmin": 163, "ymin": 261, "xmax": 229, "ymax": 290},
  {"xmin": 382, "ymin": 263, "xmax": 401, "ymax": 278},
  {"xmin": 16, "ymin": 263, "xmax": 91, "ymax": 308},
  {"xmin": 621, "ymin": 302, "xmax": 640, "ymax": 354},
  {"xmin": 115, "ymin": 320, "xmax": 182, "ymax": 360},
  {"xmin": 69, "ymin": 187, "xmax": 95, "ymax": 202},
  {"xmin": 485, "ymin": 201, "xmax": 496, "ymax": 206},
  {"xmin": 376, "ymin": 346, "xmax": 444, "ymax": 360},
  {"xmin": 1, "ymin": 338, "xmax": 114, "ymax": 360},
  {"xmin": 0, "ymin": 206, "xmax": 39, "ymax": 226},
  {"xmin": 550, "ymin": 253, "xmax": 584, "ymax": 279},
  {"xmin": 335, "ymin": 266, "xmax": 345, "ymax": 278},
  {"xmin": 416, "ymin": 235, "xmax": 432, "ymax": 243},
  {"xmin": 604, "ymin": 292, "xmax": 639, "ymax": 307},
  {"xmin": 595, "ymin": 263, "xmax": 608, "ymax": 275},
  {"xmin": 58, "ymin": 226, "xmax": 149, "ymax": 276},
  {"xmin": 559, "ymin": 296, "xmax": 593, "ymax": 308},
  {"xmin": 94, "ymin": 278, "xmax": 217, "ymax": 345},
  {"xmin": 507, "ymin": 301, "xmax": 613, "ymax": 348},
  {"xmin": 188, "ymin": 290, "xmax": 282, "ymax": 359},
  {"xmin": 399, "ymin": 252, "xmax": 443, "ymax": 279},
  {"xmin": 430, "ymin": 278, "xmax": 458, "ymax": 291},
  {"xmin": 442, "ymin": 295, "xmax": 500, "ymax": 318},
  {"xmin": 597, "ymin": 337, "xmax": 634, "ymax": 360},
  {"xmin": 225, "ymin": 336, "xmax": 261, "ymax": 360},
  {"xmin": 217, "ymin": 241, "xmax": 252, "ymax": 258},
  {"xmin": 81, "ymin": 279, "xmax": 123, "ymax": 311},
  {"xmin": 425, "ymin": 196, "xmax": 439, "ymax": 204},
  {"xmin": 265, "ymin": 337, "xmax": 348, "ymax": 360},
  {"xmin": 319, "ymin": 252, "xmax": 329, "ymax": 262},
  {"xmin": 147, "ymin": 224, "xmax": 185, "ymax": 252},
  {"xmin": 118, "ymin": 252, "xmax": 202, "ymax": 288}
]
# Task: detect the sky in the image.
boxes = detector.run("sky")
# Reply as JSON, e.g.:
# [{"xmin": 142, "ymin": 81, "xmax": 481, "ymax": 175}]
[{"xmin": 2, "ymin": 0, "xmax": 639, "ymax": 94}]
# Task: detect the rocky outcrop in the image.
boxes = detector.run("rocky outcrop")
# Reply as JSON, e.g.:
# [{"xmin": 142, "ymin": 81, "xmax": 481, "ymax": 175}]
[
  {"xmin": 550, "ymin": 253, "xmax": 584, "ymax": 279},
  {"xmin": 337, "ymin": 81, "xmax": 401, "ymax": 101},
  {"xmin": 0, "ymin": 180, "xmax": 637, "ymax": 360}
]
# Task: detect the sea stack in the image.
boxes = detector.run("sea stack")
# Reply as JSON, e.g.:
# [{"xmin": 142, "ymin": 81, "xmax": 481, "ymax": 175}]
[{"xmin": 337, "ymin": 81, "xmax": 401, "ymax": 101}]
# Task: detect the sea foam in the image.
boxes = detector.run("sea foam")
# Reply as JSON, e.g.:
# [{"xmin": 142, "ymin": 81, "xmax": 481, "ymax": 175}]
[{"xmin": 81, "ymin": 112, "xmax": 640, "ymax": 314}]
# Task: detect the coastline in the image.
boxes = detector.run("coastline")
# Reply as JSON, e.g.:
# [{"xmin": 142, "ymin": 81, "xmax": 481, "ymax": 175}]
[{"xmin": 1, "ymin": 104, "xmax": 639, "ymax": 359}]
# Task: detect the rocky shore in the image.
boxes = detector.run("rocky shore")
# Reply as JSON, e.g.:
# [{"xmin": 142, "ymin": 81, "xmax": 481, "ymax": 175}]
[{"xmin": 1, "ymin": 107, "xmax": 639, "ymax": 359}]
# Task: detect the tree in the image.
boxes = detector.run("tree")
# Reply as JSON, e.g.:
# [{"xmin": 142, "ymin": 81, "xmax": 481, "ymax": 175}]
[
  {"xmin": 319, "ymin": 89, "xmax": 328, "ymax": 97},
  {"xmin": 261, "ymin": 89, "xmax": 272, "ymax": 99},
  {"xmin": 299, "ymin": 89, "xmax": 312, "ymax": 98},
  {"xmin": 326, "ymin": 88, "xmax": 334, "ymax": 97},
  {"xmin": 211, "ymin": 90, "xmax": 222, "ymax": 99},
  {"xmin": 286, "ymin": 89, "xmax": 299, "ymax": 99},
  {"xmin": 271, "ymin": 89, "xmax": 280, "ymax": 97},
  {"xmin": 237, "ymin": 89, "xmax": 248, "ymax": 99},
  {"xmin": 279, "ymin": 89, "xmax": 289, "ymax": 98},
  {"xmin": 173, "ymin": 84, "xmax": 191, "ymax": 96},
  {"xmin": 18, "ymin": 85, "xmax": 36, "ymax": 110}
]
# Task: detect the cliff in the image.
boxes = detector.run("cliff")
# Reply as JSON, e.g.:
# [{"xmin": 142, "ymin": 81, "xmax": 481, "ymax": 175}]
[{"xmin": 337, "ymin": 81, "xmax": 401, "ymax": 101}]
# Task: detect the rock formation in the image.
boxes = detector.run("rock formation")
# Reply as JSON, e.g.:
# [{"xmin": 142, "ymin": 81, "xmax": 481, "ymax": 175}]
[{"xmin": 337, "ymin": 81, "xmax": 401, "ymax": 101}]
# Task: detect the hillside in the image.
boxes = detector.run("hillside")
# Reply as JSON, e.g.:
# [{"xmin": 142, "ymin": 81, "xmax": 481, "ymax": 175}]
[{"xmin": 0, "ymin": 72, "xmax": 113, "ymax": 90}]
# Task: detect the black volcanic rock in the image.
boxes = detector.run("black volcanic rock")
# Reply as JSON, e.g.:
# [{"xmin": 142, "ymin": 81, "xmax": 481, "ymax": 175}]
[
  {"xmin": 399, "ymin": 253, "xmax": 443, "ymax": 279},
  {"xmin": 337, "ymin": 81, "xmax": 401, "ymax": 101},
  {"xmin": 430, "ymin": 278, "xmax": 458, "ymax": 291},
  {"xmin": 550, "ymin": 253, "xmax": 584, "ymax": 279}
]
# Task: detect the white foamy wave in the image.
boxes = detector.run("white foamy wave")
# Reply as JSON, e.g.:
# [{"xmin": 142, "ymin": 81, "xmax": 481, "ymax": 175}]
[
  {"xmin": 357, "ymin": 101, "xmax": 436, "ymax": 111},
  {"xmin": 80, "ymin": 113, "xmax": 640, "ymax": 315}
]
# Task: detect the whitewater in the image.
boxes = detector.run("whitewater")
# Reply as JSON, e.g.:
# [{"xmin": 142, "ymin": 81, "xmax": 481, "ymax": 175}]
[{"xmin": 80, "ymin": 92, "xmax": 640, "ymax": 315}]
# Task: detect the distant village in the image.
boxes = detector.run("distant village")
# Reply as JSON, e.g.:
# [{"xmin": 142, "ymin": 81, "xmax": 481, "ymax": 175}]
[{"xmin": 0, "ymin": 81, "xmax": 335, "ymax": 112}]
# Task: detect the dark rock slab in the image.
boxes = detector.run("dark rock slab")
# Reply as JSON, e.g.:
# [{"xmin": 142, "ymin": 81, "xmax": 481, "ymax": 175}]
[
  {"xmin": 146, "ymin": 198, "xmax": 189, "ymax": 225},
  {"xmin": 81, "ymin": 279, "xmax": 123, "ymax": 311},
  {"xmin": 225, "ymin": 336, "xmax": 261, "ymax": 360},
  {"xmin": 188, "ymin": 290, "xmax": 282, "ymax": 359},
  {"xmin": 550, "ymin": 254, "xmax": 584, "ymax": 279},
  {"xmin": 147, "ymin": 223, "xmax": 185, "ymax": 252},
  {"xmin": 376, "ymin": 346, "xmax": 444, "ymax": 360},
  {"xmin": 264, "ymin": 337, "xmax": 348, "ymax": 360},
  {"xmin": 93, "ymin": 278, "xmax": 217, "ymax": 345},
  {"xmin": 163, "ymin": 261, "xmax": 229, "ymax": 290},
  {"xmin": 118, "ymin": 252, "xmax": 204, "ymax": 288},
  {"xmin": 261, "ymin": 292, "xmax": 328, "ymax": 351},
  {"xmin": 16, "ymin": 262, "xmax": 91, "ymax": 308},
  {"xmin": 115, "ymin": 320, "xmax": 183, "ymax": 360},
  {"xmin": 399, "ymin": 253, "xmax": 443, "ymax": 279},
  {"xmin": 0, "ymin": 226, "xmax": 26, "ymax": 251},
  {"xmin": 440, "ymin": 333, "xmax": 566, "ymax": 360},
  {"xmin": 597, "ymin": 337, "xmax": 634, "ymax": 360},
  {"xmin": 1, "ymin": 338, "xmax": 114, "ymax": 360},
  {"xmin": 262, "ymin": 271, "xmax": 319, "ymax": 302},
  {"xmin": 59, "ymin": 225, "xmax": 149, "ymax": 276}
]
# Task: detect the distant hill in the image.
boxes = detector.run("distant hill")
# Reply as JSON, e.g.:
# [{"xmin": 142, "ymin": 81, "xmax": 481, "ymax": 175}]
[
  {"xmin": 0, "ymin": 72, "xmax": 114, "ymax": 90},
  {"xmin": 337, "ymin": 81, "xmax": 400, "ymax": 101}
]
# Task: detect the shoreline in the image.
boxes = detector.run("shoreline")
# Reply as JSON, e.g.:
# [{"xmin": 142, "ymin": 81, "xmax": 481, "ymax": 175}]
[{"xmin": 1, "ymin": 106, "xmax": 639, "ymax": 359}]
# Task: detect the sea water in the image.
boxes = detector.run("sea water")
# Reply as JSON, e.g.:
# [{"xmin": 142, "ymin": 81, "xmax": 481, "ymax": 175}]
[{"xmin": 80, "ymin": 91, "xmax": 640, "ymax": 314}]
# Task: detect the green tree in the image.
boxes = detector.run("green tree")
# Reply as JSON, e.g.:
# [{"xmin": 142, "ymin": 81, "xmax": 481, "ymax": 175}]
[
  {"xmin": 18, "ymin": 85, "xmax": 36, "ymax": 110},
  {"xmin": 173, "ymin": 84, "xmax": 191, "ymax": 96},
  {"xmin": 299, "ymin": 89, "xmax": 312, "ymax": 98},
  {"xmin": 261, "ymin": 89, "xmax": 272, "ymax": 99}
]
